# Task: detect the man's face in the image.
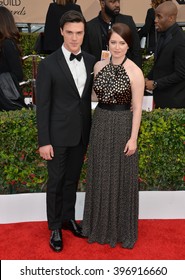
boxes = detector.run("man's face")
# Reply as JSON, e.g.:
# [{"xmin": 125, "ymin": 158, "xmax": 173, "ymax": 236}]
[
  {"xmin": 103, "ymin": 0, "xmax": 120, "ymax": 18},
  {"xmin": 155, "ymin": 7, "xmax": 172, "ymax": 32},
  {"xmin": 60, "ymin": 22, "xmax": 85, "ymax": 54}
]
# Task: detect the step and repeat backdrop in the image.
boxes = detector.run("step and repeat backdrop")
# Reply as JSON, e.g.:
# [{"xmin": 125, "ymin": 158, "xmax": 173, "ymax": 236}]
[{"xmin": 0, "ymin": 0, "xmax": 185, "ymax": 24}]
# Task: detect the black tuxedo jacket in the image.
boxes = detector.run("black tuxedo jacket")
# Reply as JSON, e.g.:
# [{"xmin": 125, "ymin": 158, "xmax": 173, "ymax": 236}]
[
  {"xmin": 36, "ymin": 48, "xmax": 95, "ymax": 147},
  {"xmin": 83, "ymin": 14, "xmax": 142, "ymax": 67},
  {"xmin": 147, "ymin": 23, "xmax": 185, "ymax": 108}
]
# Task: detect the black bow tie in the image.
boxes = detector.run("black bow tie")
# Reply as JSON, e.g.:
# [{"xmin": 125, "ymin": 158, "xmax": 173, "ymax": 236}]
[{"xmin": 70, "ymin": 53, "xmax": 82, "ymax": 61}]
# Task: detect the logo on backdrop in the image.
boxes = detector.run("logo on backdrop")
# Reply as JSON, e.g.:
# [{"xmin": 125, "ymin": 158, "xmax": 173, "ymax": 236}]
[
  {"xmin": 0, "ymin": 0, "xmax": 26, "ymax": 16},
  {"xmin": 0, "ymin": 0, "xmax": 21, "ymax": 5}
]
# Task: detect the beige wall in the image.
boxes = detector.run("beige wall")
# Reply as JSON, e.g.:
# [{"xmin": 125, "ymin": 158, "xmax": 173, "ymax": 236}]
[
  {"xmin": 77, "ymin": 0, "xmax": 150, "ymax": 24},
  {"xmin": 78, "ymin": 0, "xmax": 185, "ymax": 25},
  {"xmin": 2, "ymin": 0, "xmax": 185, "ymax": 24}
]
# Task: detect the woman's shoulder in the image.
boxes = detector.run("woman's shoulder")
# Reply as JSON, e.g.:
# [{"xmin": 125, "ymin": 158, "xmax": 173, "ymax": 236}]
[
  {"xmin": 2, "ymin": 38, "xmax": 16, "ymax": 49},
  {"xmin": 64, "ymin": 3, "xmax": 82, "ymax": 12},
  {"xmin": 125, "ymin": 58, "xmax": 144, "ymax": 78},
  {"xmin": 51, "ymin": 3, "xmax": 81, "ymax": 10},
  {"xmin": 2, "ymin": 38, "xmax": 13, "ymax": 44},
  {"xmin": 147, "ymin": 8, "xmax": 155, "ymax": 17},
  {"xmin": 47, "ymin": 3, "xmax": 56, "ymax": 11}
]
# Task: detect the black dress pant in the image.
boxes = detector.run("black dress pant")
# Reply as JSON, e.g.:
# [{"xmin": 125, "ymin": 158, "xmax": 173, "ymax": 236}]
[{"xmin": 46, "ymin": 141, "xmax": 86, "ymax": 230}]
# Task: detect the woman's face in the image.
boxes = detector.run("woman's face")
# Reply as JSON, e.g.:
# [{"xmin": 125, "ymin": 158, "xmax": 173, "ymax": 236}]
[{"xmin": 108, "ymin": 31, "xmax": 129, "ymax": 59}]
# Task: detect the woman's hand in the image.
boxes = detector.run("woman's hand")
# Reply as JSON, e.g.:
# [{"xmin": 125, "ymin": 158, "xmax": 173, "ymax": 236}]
[{"xmin": 124, "ymin": 139, "xmax": 137, "ymax": 156}]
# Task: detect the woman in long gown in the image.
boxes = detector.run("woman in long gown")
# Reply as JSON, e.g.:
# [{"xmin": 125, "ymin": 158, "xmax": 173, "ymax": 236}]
[{"xmin": 82, "ymin": 23, "xmax": 144, "ymax": 249}]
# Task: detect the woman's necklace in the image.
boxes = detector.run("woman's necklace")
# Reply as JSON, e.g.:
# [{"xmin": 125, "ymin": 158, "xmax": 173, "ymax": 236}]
[{"xmin": 110, "ymin": 56, "xmax": 127, "ymax": 76}]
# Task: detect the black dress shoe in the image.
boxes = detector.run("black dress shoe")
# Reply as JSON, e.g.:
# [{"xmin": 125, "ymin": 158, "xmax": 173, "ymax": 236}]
[
  {"xmin": 50, "ymin": 229, "xmax": 63, "ymax": 252},
  {"xmin": 62, "ymin": 219, "xmax": 84, "ymax": 238}
]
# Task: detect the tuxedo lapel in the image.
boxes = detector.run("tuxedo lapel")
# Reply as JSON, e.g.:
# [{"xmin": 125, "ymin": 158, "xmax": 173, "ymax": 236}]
[
  {"xmin": 155, "ymin": 33, "xmax": 173, "ymax": 60},
  {"xmin": 56, "ymin": 49, "xmax": 80, "ymax": 96},
  {"xmin": 163, "ymin": 33, "xmax": 173, "ymax": 50},
  {"xmin": 81, "ymin": 51, "xmax": 93, "ymax": 98},
  {"xmin": 56, "ymin": 49, "xmax": 93, "ymax": 99}
]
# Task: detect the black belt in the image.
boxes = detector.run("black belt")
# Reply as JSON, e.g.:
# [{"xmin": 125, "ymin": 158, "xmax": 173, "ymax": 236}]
[{"xmin": 98, "ymin": 103, "xmax": 130, "ymax": 111}]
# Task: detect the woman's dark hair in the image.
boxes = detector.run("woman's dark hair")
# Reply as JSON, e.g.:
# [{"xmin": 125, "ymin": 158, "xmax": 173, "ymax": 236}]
[
  {"xmin": 108, "ymin": 23, "xmax": 133, "ymax": 48},
  {"xmin": 59, "ymin": 10, "xmax": 86, "ymax": 29},
  {"xmin": 151, "ymin": 0, "xmax": 172, "ymax": 9},
  {"xmin": 0, "ymin": 6, "xmax": 20, "ymax": 47}
]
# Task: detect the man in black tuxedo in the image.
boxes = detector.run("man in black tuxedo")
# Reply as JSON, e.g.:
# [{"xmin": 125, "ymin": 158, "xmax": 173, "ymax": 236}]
[
  {"xmin": 36, "ymin": 10, "xmax": 95, "ymax": 252},
  {"xmin": 83, "ymin": 0, "xmax": 142, "ymax": 67},
  {"xmin": 145, "ymin": 1, "xmax": 185, "ymax": 108}
]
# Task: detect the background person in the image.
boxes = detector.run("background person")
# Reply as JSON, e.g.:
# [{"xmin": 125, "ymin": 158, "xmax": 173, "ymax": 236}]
[
  {"xmin": 43, "ymin": 0, "xmax": 82, "ymax": 54},
  {"xmin": 138, "ymin": 0, "xmax": 172, "ymax": 54},
  {"xmin": 82, "ymin": 23, "xmax": 144, "ymax": 249},
  {"xmin": 145, "ymin": 1, "xmax": 185, "ymax": 108},
  {"xmin": 0, "ymin": 6, "xmax": 26, "ymax": 111},
  {"xmin": 36, "ymin": 10, "xmax": 95, "ymax": 252},
  {"xmin": 83, "ymin": 0, "xmax": 142, "ymax": 67}
]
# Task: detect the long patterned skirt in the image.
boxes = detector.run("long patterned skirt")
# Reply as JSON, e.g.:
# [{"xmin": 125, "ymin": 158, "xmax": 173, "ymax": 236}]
[{"xmin": 82, "ymin": 106, "xmax": 139, "ymax": 248}]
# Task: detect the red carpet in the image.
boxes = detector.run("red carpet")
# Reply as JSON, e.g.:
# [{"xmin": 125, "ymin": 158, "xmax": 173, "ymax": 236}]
[{"xmin": 0, "ymin": 220, "xmax": 185, "ymax": 260}]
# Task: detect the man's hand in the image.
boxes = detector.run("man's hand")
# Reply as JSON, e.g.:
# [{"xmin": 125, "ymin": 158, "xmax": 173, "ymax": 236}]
[
  {"xmin": 39, "ymin": 145, "xmax": 54, "ymax": 160},
  {"xmin": 145, "ymin": 78, "xmax": 155, "ymax": 91}
]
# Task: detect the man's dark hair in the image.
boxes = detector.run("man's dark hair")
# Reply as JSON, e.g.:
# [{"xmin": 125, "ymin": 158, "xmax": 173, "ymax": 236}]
[{"xmin": 59, "ymin": 10, "xmax": 86, "ymax": 29}]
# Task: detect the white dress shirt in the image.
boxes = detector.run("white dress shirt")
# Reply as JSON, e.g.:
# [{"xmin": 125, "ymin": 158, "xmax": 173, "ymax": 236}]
[{"xmin": 62, "ymin": 45, "xmax": 87, "ymax": 97}]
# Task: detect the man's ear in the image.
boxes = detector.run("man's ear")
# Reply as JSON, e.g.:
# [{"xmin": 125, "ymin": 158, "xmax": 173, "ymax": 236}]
[
  {"xmin": 100, "ymin": 0, "xmax": 105, "ymax": 8},
  {"xmin": 60, "ymin": 28, "xmax": 63, "ymax": 37},
  {"xmin": 169, "ymin": 15, "xmax": 175, "ymax": 24}
]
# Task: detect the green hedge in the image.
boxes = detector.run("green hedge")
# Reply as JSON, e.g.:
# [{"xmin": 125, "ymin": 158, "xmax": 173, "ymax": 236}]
[
  {"xmin": 0, "ymin": 109, "xmax": 184, "ymax": 194},
  {"xmin": 138, "ymin": 109, "xmax": 185, "ymax": 190},
  {"xmin": 20, "ymin": 33, "xmax": 38, "ymax": 56},
  {"xmin": 0, "ymin": 109, "xmax": 46, "ymax": 194}
]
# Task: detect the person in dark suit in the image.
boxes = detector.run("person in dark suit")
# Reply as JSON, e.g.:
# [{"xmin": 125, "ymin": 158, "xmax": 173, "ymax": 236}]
[
  {"xmin": 43, "ymin": 0, "xmax": 82, "ymax": 53},
  {"xmin": 138, "ymin": 2, "xmax": 156, "ymax": 54},
  {"xmin": 83, "ymin": 0, "xmax": 142, "ymax": 67},
  {"xmin": 36, "ymin": 10, "xmax": 95, "ymax": 252},
  {"xmin": 145, "ymin": 1, "xmax": 185, "ymax": 109},
  {"xmin": 138, "ymin": 0, "xmax": 172, "ymax": 54}
]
